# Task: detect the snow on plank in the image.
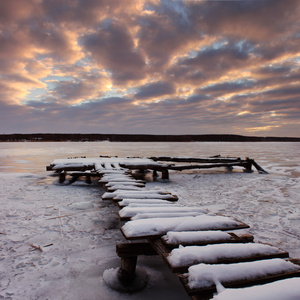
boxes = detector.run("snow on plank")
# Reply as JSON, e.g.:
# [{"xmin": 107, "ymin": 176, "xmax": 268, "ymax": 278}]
[
  {"xmin": 118, "ymin": 199, "xmax": 178, "ymax": 207},
  {"xmin": 167, "ymin": 243, "xmax": 289, "ymax": 272},
  {"xmin": 209, "ymin": 277, "xmax": 300, "ymax": 300},
  {"xmin": 100, "ymin": 178, "xmax": 145, "ymax": 184},
  {"xmin": 121, "ymin": 215, "xmax": 249, "ymax": 239},
  {"xmin": 106, "ymin": 185, "xmax": 144, "ymax": 192},
  {"xmin": 119, "ymin": 206, "xmax": 206, "ymax": 220},
  {"xmin": 131, "ymin": 212, "xmax": 204, "ymax": 220},
  {"xmin": 105, "ymin": 181, "xmax": 145, "ymax": 187},
  {"xmin": 161, "ymin": 231, "xmax": 253, "ymax": 247},
  {"xmin": 102, "ymin": 190, "xmax": 178, "ymax": 201},
  {"xmin": 180, "ymin": 258, "xmax": 300, "ymax": 295},
  {"xmin": 99, "ymin": 176, "xmax": 136, "ymax": 183}
]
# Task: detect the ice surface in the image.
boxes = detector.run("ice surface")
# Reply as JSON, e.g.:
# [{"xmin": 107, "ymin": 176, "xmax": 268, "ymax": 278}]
[{"xmin": 1, "ymin": 141, "xmax": 300, "ymax": 299}]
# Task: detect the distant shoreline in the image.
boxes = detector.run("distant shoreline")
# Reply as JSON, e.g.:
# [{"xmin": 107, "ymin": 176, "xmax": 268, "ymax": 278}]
[{"xmin": 0, "ymin": 133, "xmax": 299, "ymax": 142}]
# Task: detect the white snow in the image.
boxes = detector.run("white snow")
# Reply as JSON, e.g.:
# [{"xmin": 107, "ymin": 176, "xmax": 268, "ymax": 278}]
[
  {"xmin": 50, "ymin": 157, "xmax": 167, "ymax": 172},
  {"xmin": 121, "ymin": 215, "xmax": 241, "ymax": 238},
  {"xmin": 132, "ymin": 212, "xmax": 203, "ymax": 220},
  {"xmin": 119, "ymin": 206, "xmax": 205, "ymax": 218},
  {"xmin": 105, "ymin": 182, "xmax": 144, "ymax": 187},
  {"xmin": 211, "ymin": 277, "xmax": 300, "ymax": 300},
  {"xmin": 102, "ymin": 190, "xmax": 169, "ymax": 200},
  {"xmin": 113, "ymin": 193, "xmax": 176, "ymax": 200},
  {"xmin": 167, "ymin": 243, "xmax": 283, "ymax": 267},
  {"xmin": 106, "ymin": 185, "xmax": 144, "ymax": 191},
  {"xmin": 1, "ymin": 141, "xmax": 300, "ymax": 300},
  {"xmin": 118, "ymin": 199, "xmax": 177, "ymax": 206},
  {"xmin": 162, "ymin": 231, "xmax": 232, "ymax": 245},
  {"xmin": 187, "ymin": 258, "xmax": 300, "ymax": 289}
]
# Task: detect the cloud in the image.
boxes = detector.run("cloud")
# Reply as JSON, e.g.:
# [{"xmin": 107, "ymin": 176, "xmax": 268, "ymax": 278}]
[
  {"xmin": 82, "ymin": 19, "xmax": 146, "ymax": 83},
  {"xmin": 134, "ymin": 81, "xmax": 176, "ymax": 99},
  {"xmin": 49, "ymin": 74, "xmax": 110, "ymax": 104},
  {"xmin": 0, "ymin": 0, "xmax": 299, "ymax": 136}
]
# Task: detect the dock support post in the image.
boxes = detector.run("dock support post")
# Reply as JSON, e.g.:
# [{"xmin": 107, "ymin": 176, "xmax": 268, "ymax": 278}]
[
  {"xmin": 103, "ymin": 243, "xmax": 155, "ymax": 292},
  {"xmin": 161, "ymin": 168, "xmax": 169, "ymax": 180},
  {"xmin": 243, "ymin": 158, "xmax": 253, "ymax": 173},
  {"xmin": 85, "ymin": 174, "xmax": 92, "ymax": 184},
  {"xmin": 117, "ymin": 256, "xmax": 138, "ymax": 284},
  {"xmin": 59, "ymin": 171, "xmax": 66, "ymax": 183}
]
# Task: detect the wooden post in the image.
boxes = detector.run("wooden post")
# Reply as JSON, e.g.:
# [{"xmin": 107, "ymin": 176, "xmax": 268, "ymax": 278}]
[
  {"xmin": 116, "ymin": 243, "xmax": 156, "ymax": 285},
  {"xmin": 117, "ymin": 256, "xmax": 138, "ymax": 284},
  {"xmin": 243, "ymin": 158, "xmax": 253, "ymax": 173},
  {"xmin": 161, "ymin": 168, "xmax": 169, "ymax": 180},
  {"xmin": 59, "ymin": 171, "xmax": 66, "ymax": 183},
  {"xmin": 251, "ymin": 159, "xmax": 268, "ymax": 174},
  {"xmin": 85, "ymin": 174, "xmax": 92, "ymax": 184}
]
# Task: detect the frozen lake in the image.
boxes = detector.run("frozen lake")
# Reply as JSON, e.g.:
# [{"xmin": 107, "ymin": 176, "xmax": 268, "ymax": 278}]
[{"xmin": 0, "ymin": 141, "xmax": 299, "ymax": 299}]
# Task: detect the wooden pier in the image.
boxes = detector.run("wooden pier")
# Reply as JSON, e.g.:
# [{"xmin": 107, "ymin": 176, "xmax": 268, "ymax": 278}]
[
  {"xmin": 46, "ymin": 156, "xmax": 300, "ymax": 299},
  {"xmin": 46, "ymin": 155, "xmax": 268, "ymax": 184}
]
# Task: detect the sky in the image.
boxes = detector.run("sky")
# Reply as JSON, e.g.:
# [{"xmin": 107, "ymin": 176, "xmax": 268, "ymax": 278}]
[{"xmin": 0, "ymin": 0, "xmax": 300, "ymax": 136}]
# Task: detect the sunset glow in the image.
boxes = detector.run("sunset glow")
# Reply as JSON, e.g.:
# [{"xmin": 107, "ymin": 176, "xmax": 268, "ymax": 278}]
[{"xmin": 0, "ymin": 0, "xmax": 299, "ymax": 136}]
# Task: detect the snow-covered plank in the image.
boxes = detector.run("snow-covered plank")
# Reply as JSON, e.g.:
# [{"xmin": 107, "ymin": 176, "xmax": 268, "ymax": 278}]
[
  {"xmin": 105, "ymin": 181, "xmax": 145, "ymax": 187},
  {"xmin": 100, "ymin": 178, "xmax": 145, "ymax": 184},
  {"xmin": 180, "ymin": 259, "xmax": 300, "ymax": 295},
  {"xmin": 167, "ymin": 243, "xmax": 289, "ymax": 272},
  {"xmin": 209, "ymin": 277, "xmax": 300, "ymax": 300},
  {"xmin": 119, "ymin": 206, "xmax": 206, "ymax": 219},
  {"xmin": 102, "ymin": 190, "xmax": 178, "ymax": 201},
  {"xmin": 113, "ymin": 193, "xmax": 178, "ymax": 201},
  {"xmin": 131, "ymin": 212, "xmax": 204, "ymax": 220},
  {"xmin": 98, "ymin": 176, "xmax": 135, "ymax": 183},
  {"xmin": 161, "ymin": 231, "xmax": 254, "ymax": 247},
  {"xmin": 121, "ymin": 215, "xmax": 249, "ymax": 239},
  {"xmin": 106, "ymin": 185, "xmax": 144, "ymax": 192},
  {"xmin": 118, "ymin": 199, "xmax": 177, "ymax": 207}
]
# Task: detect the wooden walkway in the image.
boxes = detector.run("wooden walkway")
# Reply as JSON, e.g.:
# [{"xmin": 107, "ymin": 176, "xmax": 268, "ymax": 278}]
[
  {"xmin": 46, "ymin": 156, "xmax": 299, "ymax": 299},
  {"xmin": 46, "ymin": 155, "xmax": 268, "ymax": 184}
]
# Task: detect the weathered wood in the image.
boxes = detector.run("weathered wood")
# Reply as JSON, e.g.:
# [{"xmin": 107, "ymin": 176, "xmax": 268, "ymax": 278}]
[
  {"xmin": 119, "ymin": 163, "xmax": 169, "ymax": 179},
  {"xmin": 168, "ymin": 162, "xmax": 249, "ymax": 171},
  {"xmin": 170, "ymin": 251, "xmax": 290, "ymax": 274},
  {"xmin": 59, "ymin": 171, "xmax": 66, "ymax": 183},
  {"xmin": 161, "ymin": 232, "xmax": 254, "ymax": 248},
  {"xmin": 149, "ymin": 238, "xmax": 289, "ymax": 273},
  {"xmin": 116, "ymin": 243, "xmax": 157, "ymax": 257},
  {"xmin": 150, "ymin": 156, "xmax": 242, "ymax": 164},
  {"xmin": 121, "ymin": 221, "xmax": 250, "ymax": 240},
  {"xmin": 249, "ymin": 159, "xmax": 269, "ymax": 174},
  {"xmin": 116, "ymin": 243, "xmax": 157, "ymax": 285},
  {"xmin": 46, "ymin": 165, "xmax": 95, "ymax": 172},
  {"xmin": 178, "ymin": 268, "xmax": 300, "ymax": 297},
  {"xmin": 117, "ymin": 256, "xmax": 138, "ymax": 284}
]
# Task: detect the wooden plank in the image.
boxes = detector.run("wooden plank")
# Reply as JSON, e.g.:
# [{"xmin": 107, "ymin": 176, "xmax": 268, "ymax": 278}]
[
  {"xmin": 170, "ymin": 252, "xmax": 290, "ymax": 273},
  {"xmin": 148, "ymin": 238, "xmax": 289, "ymax": 273},
  {"xmin": 161, "ymin": 232, "xmax": 254, "ymax": 248},
  {"xmin": 117, "ymin": 199, "xmax": 178, "ymax": 208},
  {"xmin": 168, "ymin": 162, "xmax": 248, "ymax": 171},
  {"xmin": 118, "ymin": 206, "xmax": 205, "ymax": 220},
  {"xmin": 178, "ymin": 269, "xmax": 300, "ymax": 297},
  {"xmin": 121, "ymin": 215, "xmax": 249, "ymax": 240},
  {"xmin": 116, "ymin": 243, "xmax": 157, "ymax": 257},
  {"xmin": 150, "ymin": 156, "xmax": 242, "ymax": 163}
]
